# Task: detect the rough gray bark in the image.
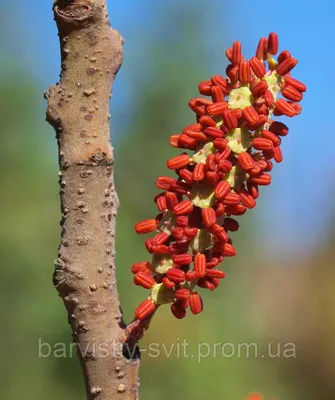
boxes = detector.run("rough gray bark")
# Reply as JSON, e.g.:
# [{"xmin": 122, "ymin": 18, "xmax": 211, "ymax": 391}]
[{"xmin": 45, "ymin": 1, "xmax": 145, "ymax": 398}]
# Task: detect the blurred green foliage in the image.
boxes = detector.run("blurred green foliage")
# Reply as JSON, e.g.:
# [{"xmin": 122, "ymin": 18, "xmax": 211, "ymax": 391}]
[{"xmin": 0, "ymin": 2, "xmax": 334, "ymax": 400}]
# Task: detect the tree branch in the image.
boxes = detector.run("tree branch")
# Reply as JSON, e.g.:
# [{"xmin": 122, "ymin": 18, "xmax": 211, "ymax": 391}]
[{"xmin": 45, "ymin": 1, "xmax": 146, "ymax": 398}]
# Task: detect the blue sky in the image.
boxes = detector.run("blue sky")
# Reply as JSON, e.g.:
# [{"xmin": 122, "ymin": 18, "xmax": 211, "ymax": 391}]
[{"xmin": 3, "ymin": 0, "xmax": 334, "ymax": 257}]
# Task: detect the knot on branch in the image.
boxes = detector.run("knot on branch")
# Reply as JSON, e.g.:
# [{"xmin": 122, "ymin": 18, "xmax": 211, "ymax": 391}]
[
  {"xmin": 53, "ymin": 257, "xmax": 84, "ymax": 292},
  {"xmin": 89, "ymin": 149, "xmax": 108, "ymax": 164},
  {"xmin": 44, "ymin": 86, "xmax": 63, "ymax": 132},
  {"xmin": 54, "ymin": 1, "xmax": 95, "ymax": 27}
]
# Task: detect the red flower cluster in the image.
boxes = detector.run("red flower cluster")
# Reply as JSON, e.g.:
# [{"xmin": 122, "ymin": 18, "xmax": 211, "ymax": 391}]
[
  {"xmin": 133, "ymin": 32, "xmax": 305, "ymax": 320},
  {"xmin": 246, "ymin": 394, "xmax": 264, "ymax": 400}
]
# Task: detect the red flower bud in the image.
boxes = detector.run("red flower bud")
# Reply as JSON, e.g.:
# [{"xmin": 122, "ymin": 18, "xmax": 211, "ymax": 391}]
[
  {"xmin": 189, "ymin": 293, "xmax": 203, "ymax": 314},
  {"xmin": 290, "ymin": 102, "xmax": 302, "ymax": 115},
  {"xmin": 239, "ymin": 60, "xmax": 251, "ymax": 83},
  {"xmin": 171, "ymin": 227, "xmax": 184, "ymax": 241},
  {"xmin": 152, "ymin": 245, "xmax": 170, "ymax": 255},
  {"xmin": 232, "ymin": 107, "xmax": 243, "ymax": 120},
  {"xmin": 185, "ymin": 270, "xmax": 198, "ymax": 281},
  {"xmin": 184, "ymin": 227, "xmax": 198, "ymax": 238},
  {"xmin": 167, "ymin": 154, "xmax": 190, "ymax": 170},
  {"xmin": 254, "ymin": 115, "xmax": 269, "ymax": 129},
  {"xmin": 205, "ymin": 170, "xmax": 220, "ymax": 186},
  {"xmin": 175, "ymin": 288, "xmax": 190, "ymax": 301},
  {"xmin": 206, "ymin": 269, "xmax": 226, "ymax": 279},
  {"xmin": 179, "ymin": 168, "xmax": 194, "ymax": 185},
  {"xmin": 178, "ymin": 134, "xmax": 198, "ymax": 150},
  {"xmin": 256, "ymin": 37, "xmax": 268, "ymax": 60},
  {"xmin": 238, "ymin": 152, "xmax": 255, "ymax": 171},
  {"xmin": 283, "ymin": 75, "xmax": 306, "ymax": 92},
  {"xmin": 166, "ymin": 268, "xmax": 186, "ymax": 283},
  {"xmin": 199, "ymin": 115, "xmax": 217, "ymax": 127},
  {"xmin": 206, "ymin": 257, "xmax": 219, "ymax": 268},
  {"xmin": 194, "ymin": 253, "xmax": 207, "ymax": 278},
  {"xmin": 170, "ymin": 180, "xmax": 190, "ymax": 195},
  {"xmin": 278, "ymin": 50, "xmax": 291, "ymax": 64},
  {"xmin": 156, "ymin": 176, "xmax": 175, "ymax": 190},
  {"xmin": 198, "ymin": 277, "xmax": 219, "ymax": 291},
  {"xmin": 242, "ymin": 106, "xmax": 259, "ymax": 126},
  {"xmin": 252, "ymin": 138, "xmax": 274, "ymax": 151},
  {"xmin": 204, "ymin": 127, "xmax": 225, "ymax": 139},
  {"xmin": 276, "ymin": 57, "xmax": 298, "ymax": 76},
  {"xmin": 282, "ymin": 85, "xmax": 303, "ymax": 102},
  {"xmin": 225, "ymin": 204, "xmax": 246, "ymax": 216},
  {"xmin": 162, "ymin": 277, "xmax": 175, "ymax": 288},
  {"xmin": 135, "ymin": 219, "xmax": 158, "ymax": 234},
  {"xmin": 239, "ymin": 187, "xmax": 256, "ymax": 209},
  {"xmin": 171, "ymin": 302, "xmax": 187, "ymax": 319},
  {"xmin": 232, "ymin": 41, "xmax": 242, "ymax": 65},
  {"xmin": 225, "ymin": 47, "xmax": 233, "ymax": 62},
  {"xmin": 186, "ymin": 130, "xmax": 207, "ymax": 142},
  {"xmin": 215, "ymin": 180, "xmax": 231, "ymax": 200},
  {"xmin": 247, "ymin": 181, "xmax": 259, "ymax": 199},
  {"xmin": 249, "ymin": 173, "xmax": 272, "ymax": 186},
  {"xmin": 182, "ymin": 123, "xmax": 202, "ymax": 134},
  {"xmin": 275, "ymin": 99, "xmax": 296, "ymax": 117},
  {"xmin": 251, "ymin": 80, "xmax": 268, "ymax": 98},
  {"xmin": 253, "ymin": 104, "xmax": 269, "ymax": 118},
  {"xmin": 273, "ymin": 146, "xmax": 283, "ymax": 163},
  {"xmin": 169, "ymin": 134, "xmax": 180, "ymax": 148},
  {"xmin": 189, "ymin": 97, "xmax": 212, "ymax": 115},
  {"xmin": 206, "ymin": 223, "xmax": 225, "ymax": 235},
  {"xmin": 135, "ymin": 299, "xmax": 155, "ymax": 320},
  {"xmin": 131, "ymin": 261, "xmax": 151, "ymax": 274},
  {"xmin": 222, "ymin": 242, "xmax": 237, "ymax": 257},
  {"xmin": 134, "ymin": 271, "xmax": 155, "ymax": 289},
  {"xmin": 222, "ymin": 110, "xmax": 238, "ymax": 129},
  {"xmin": 207, "ymin": 101, "xmax": 229, "ymax": 115},
  {"xmin": 269, "ymin": 121, "xmax": 289, "ymax": 136},
  {"xmin": 213, "ymin": 137, "xmax": 229, "ymax": 150},
  {"xmin": 145, "ymin": 238, "xmax": 154, "ymax": 253},
  {"xmin": 264, "ymin": 90, "xmax": 274, "ymax": 107},
  {"xmin": 250, "ymin": 57, "xmax": 266, "ymax": 78},
  {"xmin": 174, "ymin": 200, "xmax": 194, "ymax": 215},
  {"xmin": 211, "ymin": 75, "xmax": 228, "ymax": 90},
  {"xmin": 222, "ymin": 192, "xmax": 240, "ymax": 205},
  {"xmin": 260, "ymin": 130, "xmax": 281, "ymax": 146},
  {"xmin": 152, "ymin": 232, "xmax": 170, "ymax": 245},
  {"xmin": 173, "ymin": 253, "xmax": 193, "ymax": 266},
  {"xmin": 267, "ymin": 32, "xmax": 279, "ymax": 55},
  {"xmin": 165, "ymin": 191, "xmax": 179, "ymax": 211},
  {"xmin": 202, "ymin": 207, "xmax": 217, "ymax": 227},
  {"xmin": 155, "ymin": 194, "xmax": 167, "ymax": 212},
  {"xmin": 211, "ymin": 85, "xmax": 225, "ymax": 103},
  {"xmin": 193, "ymin": 163, "xmax": 206, "ymax": 181},
  {"xmin": 175, "ymin": 215, "xmax": 188, "ymax": 227},
  {"xmin": 198, "ymin": 80, "xmax": 212, "ymax": 95}
]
